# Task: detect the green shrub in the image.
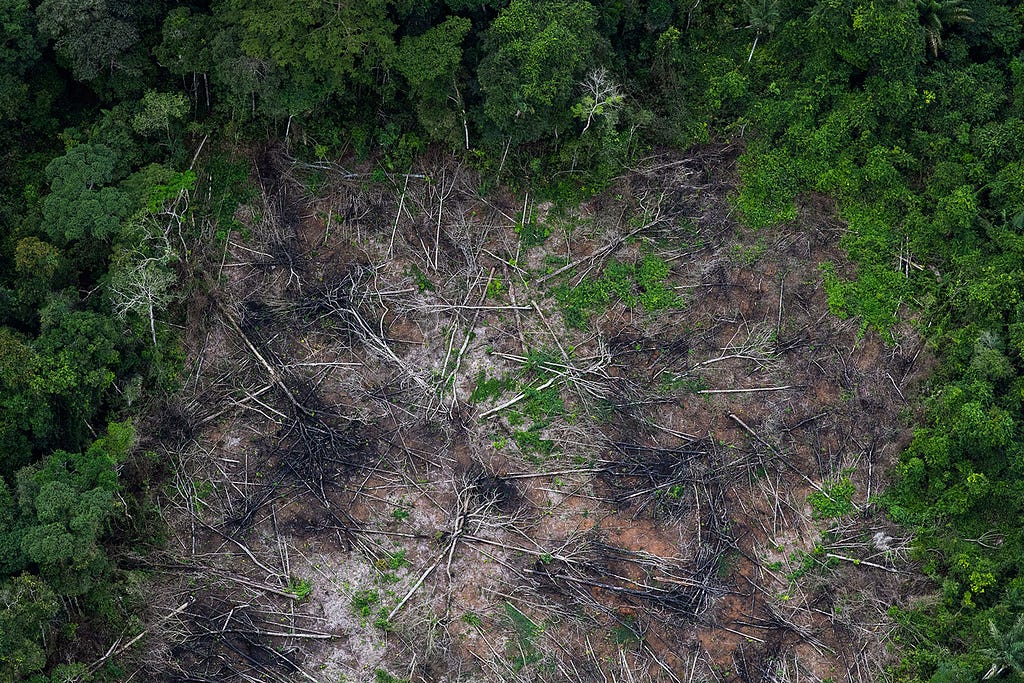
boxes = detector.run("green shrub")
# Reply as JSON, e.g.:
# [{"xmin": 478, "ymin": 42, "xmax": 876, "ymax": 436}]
[{"xmin": 807, "ymin": 478, "xmax": 856, "ymax": 519}]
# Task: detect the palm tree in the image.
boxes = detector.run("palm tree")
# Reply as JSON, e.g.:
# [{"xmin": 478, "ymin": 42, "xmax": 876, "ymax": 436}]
[
  {"xmin": 916, "ymin": 0, "xmax": 973, "ymax": 57},
  {"xmin": 981, "ymin": 614, "xmax": 1024, "ymax": 680},
  {"xmin": 742, "ymin": 0, "xmax": 780, "ymax": 62}
]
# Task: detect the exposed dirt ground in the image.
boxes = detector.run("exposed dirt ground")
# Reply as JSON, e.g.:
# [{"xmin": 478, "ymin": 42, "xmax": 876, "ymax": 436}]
[{"xmin": 139, "ymin": 145, "xmax": 933, "ymax": 683}]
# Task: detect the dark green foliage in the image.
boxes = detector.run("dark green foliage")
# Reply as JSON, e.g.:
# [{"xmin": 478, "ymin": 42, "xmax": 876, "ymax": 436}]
[
  {"xmin": 375, "ymin": 669, "xmax": 409, "ymax": 683},
  {"xmin": 0, "ymin": 423, "xmax": 132, "ymax": 676},
  {"xmin": 980, "ymin": 615, "xmax": 1024, "ymax": 679},
  {"xmin": 407, "ymin": 264, "xmax": 435, "ymax": 292},
  {"xmin": 516, "ymin": 214, "xmax": 553, "ymax": 247},
  {"xmin": 610, "ymin": 615, "xmax": 641, "ymax": 645},
  {"xmin": 0, "ymin": 0, "xmax": 42, "ymax": 121},
  {"xmin": 395, "ymin": 17, "xmax": 472, "ymax": 147},
  {"xmin": 0, "ymin": 573, "xmax": 59, "ymax": 681},
  {"xmin": 478, "ymin": 0, "xmax": 601, "ymax": 144},
  {"xmin": 219, "ymin": 0, "xmax": 395, "ymax": 117},
  {"xmin": 42, "ymin": 143, "xmax": 132, "ymax": 244},
  {"xmin": 35, "ymin": 0, "xmax": 140, "ymax": 83},
  {"xmin": 13, "ymin": 422, "xmax": 130, "ymax": 593}
]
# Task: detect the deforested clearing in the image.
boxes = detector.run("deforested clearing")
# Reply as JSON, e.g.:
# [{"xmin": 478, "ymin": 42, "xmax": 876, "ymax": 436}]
[{"xmin": 141, "ymin": 144, "xmax": 932, "ymax": 682}]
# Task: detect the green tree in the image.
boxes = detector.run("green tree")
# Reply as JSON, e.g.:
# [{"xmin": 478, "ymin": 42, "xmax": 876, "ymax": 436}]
[
  {"xmin": 13, "ymin": 238, "xmax": 64, "ymax": 308},
  {"xmin": 478, "ymin": 0, "xmax": 601, "ymax": 144},
  {"xmin": 155, "ymin": 7, "xmax": 216, "ymax": 82},
  {"xmin": 132, "ymin": 90, "xmax": 189, "ymax": 137},
  {"xmin": 0, "ymin": 0, "xmax": 42, "ymax": 120},
  {"xmin": 14, "ymin": 422, "xmax": 131, "ymax": 596},
  {"xmin": 806, "ymin": 0, "xmax": 922, "ymax": 77},
  {"xmin": 0, "ymin": 573, "xmax": 59, "ymax": 681},
  {"xmin": 981, "ymin": 614, "xmax": 1024, "ymax": 679},
  {"xmin": 916, "ymin": 0, "xmax": 973, "ymax": 57},
  {"xmin": 219, "ymin": 0, "xmax": 395, "ymax": 116},
  {"xmin": 35, "ymin": 0, "xmax": 139, "ymax": 81},
  {"xmin": 395, "ymin": 16, "xmax": 472, "ymax": 148},
  {"xmin": 32, "ymin": 302, "xmax": 122, "ymax": 449},
  {"xmin": 0, "ymin": 477, "xmax": 27, "ymax": 575},
  {"xmin": 42, "ymin": 143, "xmax": 132, "ymax": 244},
  {"xmin": 742, "ymin": 0, "xmax": 780, "ymax": 62},
  {"xmin": 0, "ymin": 327, "xmax": 42, "ymax": 473}
]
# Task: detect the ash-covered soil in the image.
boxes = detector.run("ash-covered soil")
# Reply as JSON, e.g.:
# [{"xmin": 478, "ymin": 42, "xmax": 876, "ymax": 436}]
[{"xmin": 140, "ymin": 145, "xmax": 932, "ymax": 683}]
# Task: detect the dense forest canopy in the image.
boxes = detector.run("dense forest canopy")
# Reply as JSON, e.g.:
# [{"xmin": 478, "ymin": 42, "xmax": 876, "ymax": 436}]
[{"xmin": 1, "ymin": 0, "xmax": 1024, "ymax": 680}]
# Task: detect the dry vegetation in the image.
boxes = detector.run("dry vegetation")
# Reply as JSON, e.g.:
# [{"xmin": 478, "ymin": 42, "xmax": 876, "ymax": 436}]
[{"xmin": 136, "ymin": 145, "xmax": 933, "ymax": 683}]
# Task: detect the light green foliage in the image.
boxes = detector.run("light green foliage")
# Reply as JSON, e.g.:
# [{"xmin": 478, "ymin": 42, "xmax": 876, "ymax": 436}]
[
  {"xmin": 475, "ymin": 349, "xmax": 565, "ymax": 457},
  {"xmin": 478, "ymin": 0, "xmax": 600, "ymax": 143},
  {"xmin": 736, "ymin": 148, "xmax": 800, "ymax": 230},
  {"xmin": 286, "ymin": 577, "xmax": 313, "ymax": 601},
  {"xmin": 470, "ymin": 370, "xmax": 515, "ymax": 404},
  {"xmin": 203, "ymin": 152, "xmax": 256, "ymax": 239},
  {"xmin": 818, "ymin": 201, "xmax": 910, "ymax": 333},
  {"xmin": 352, "ymin": 589, "xmax": 379, "ymax": 618},
  {"xmin": 521, "ymin": 384, "xmax": 563, "ymax": 422},
  {"xmin": 784, "ymin": 543, "xmax": 830, "ymax": 582},
  {"xmin": 382, "ymin": 549, "xmax": 409, "ymax": 570},
  {"xmin": 555, "ymin": 255, "xmax": 679, "ymax": 329},
  {"xmin": 512, "ymin": 427, "xmax": 556, "ymax": 457},
  {"xmin": 132, "ymin": 90, "xmax": 189, "ymax": 136},
  {"xmin": 807, "ymin": 478, "xmax": 856, "ymax": 519}
]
